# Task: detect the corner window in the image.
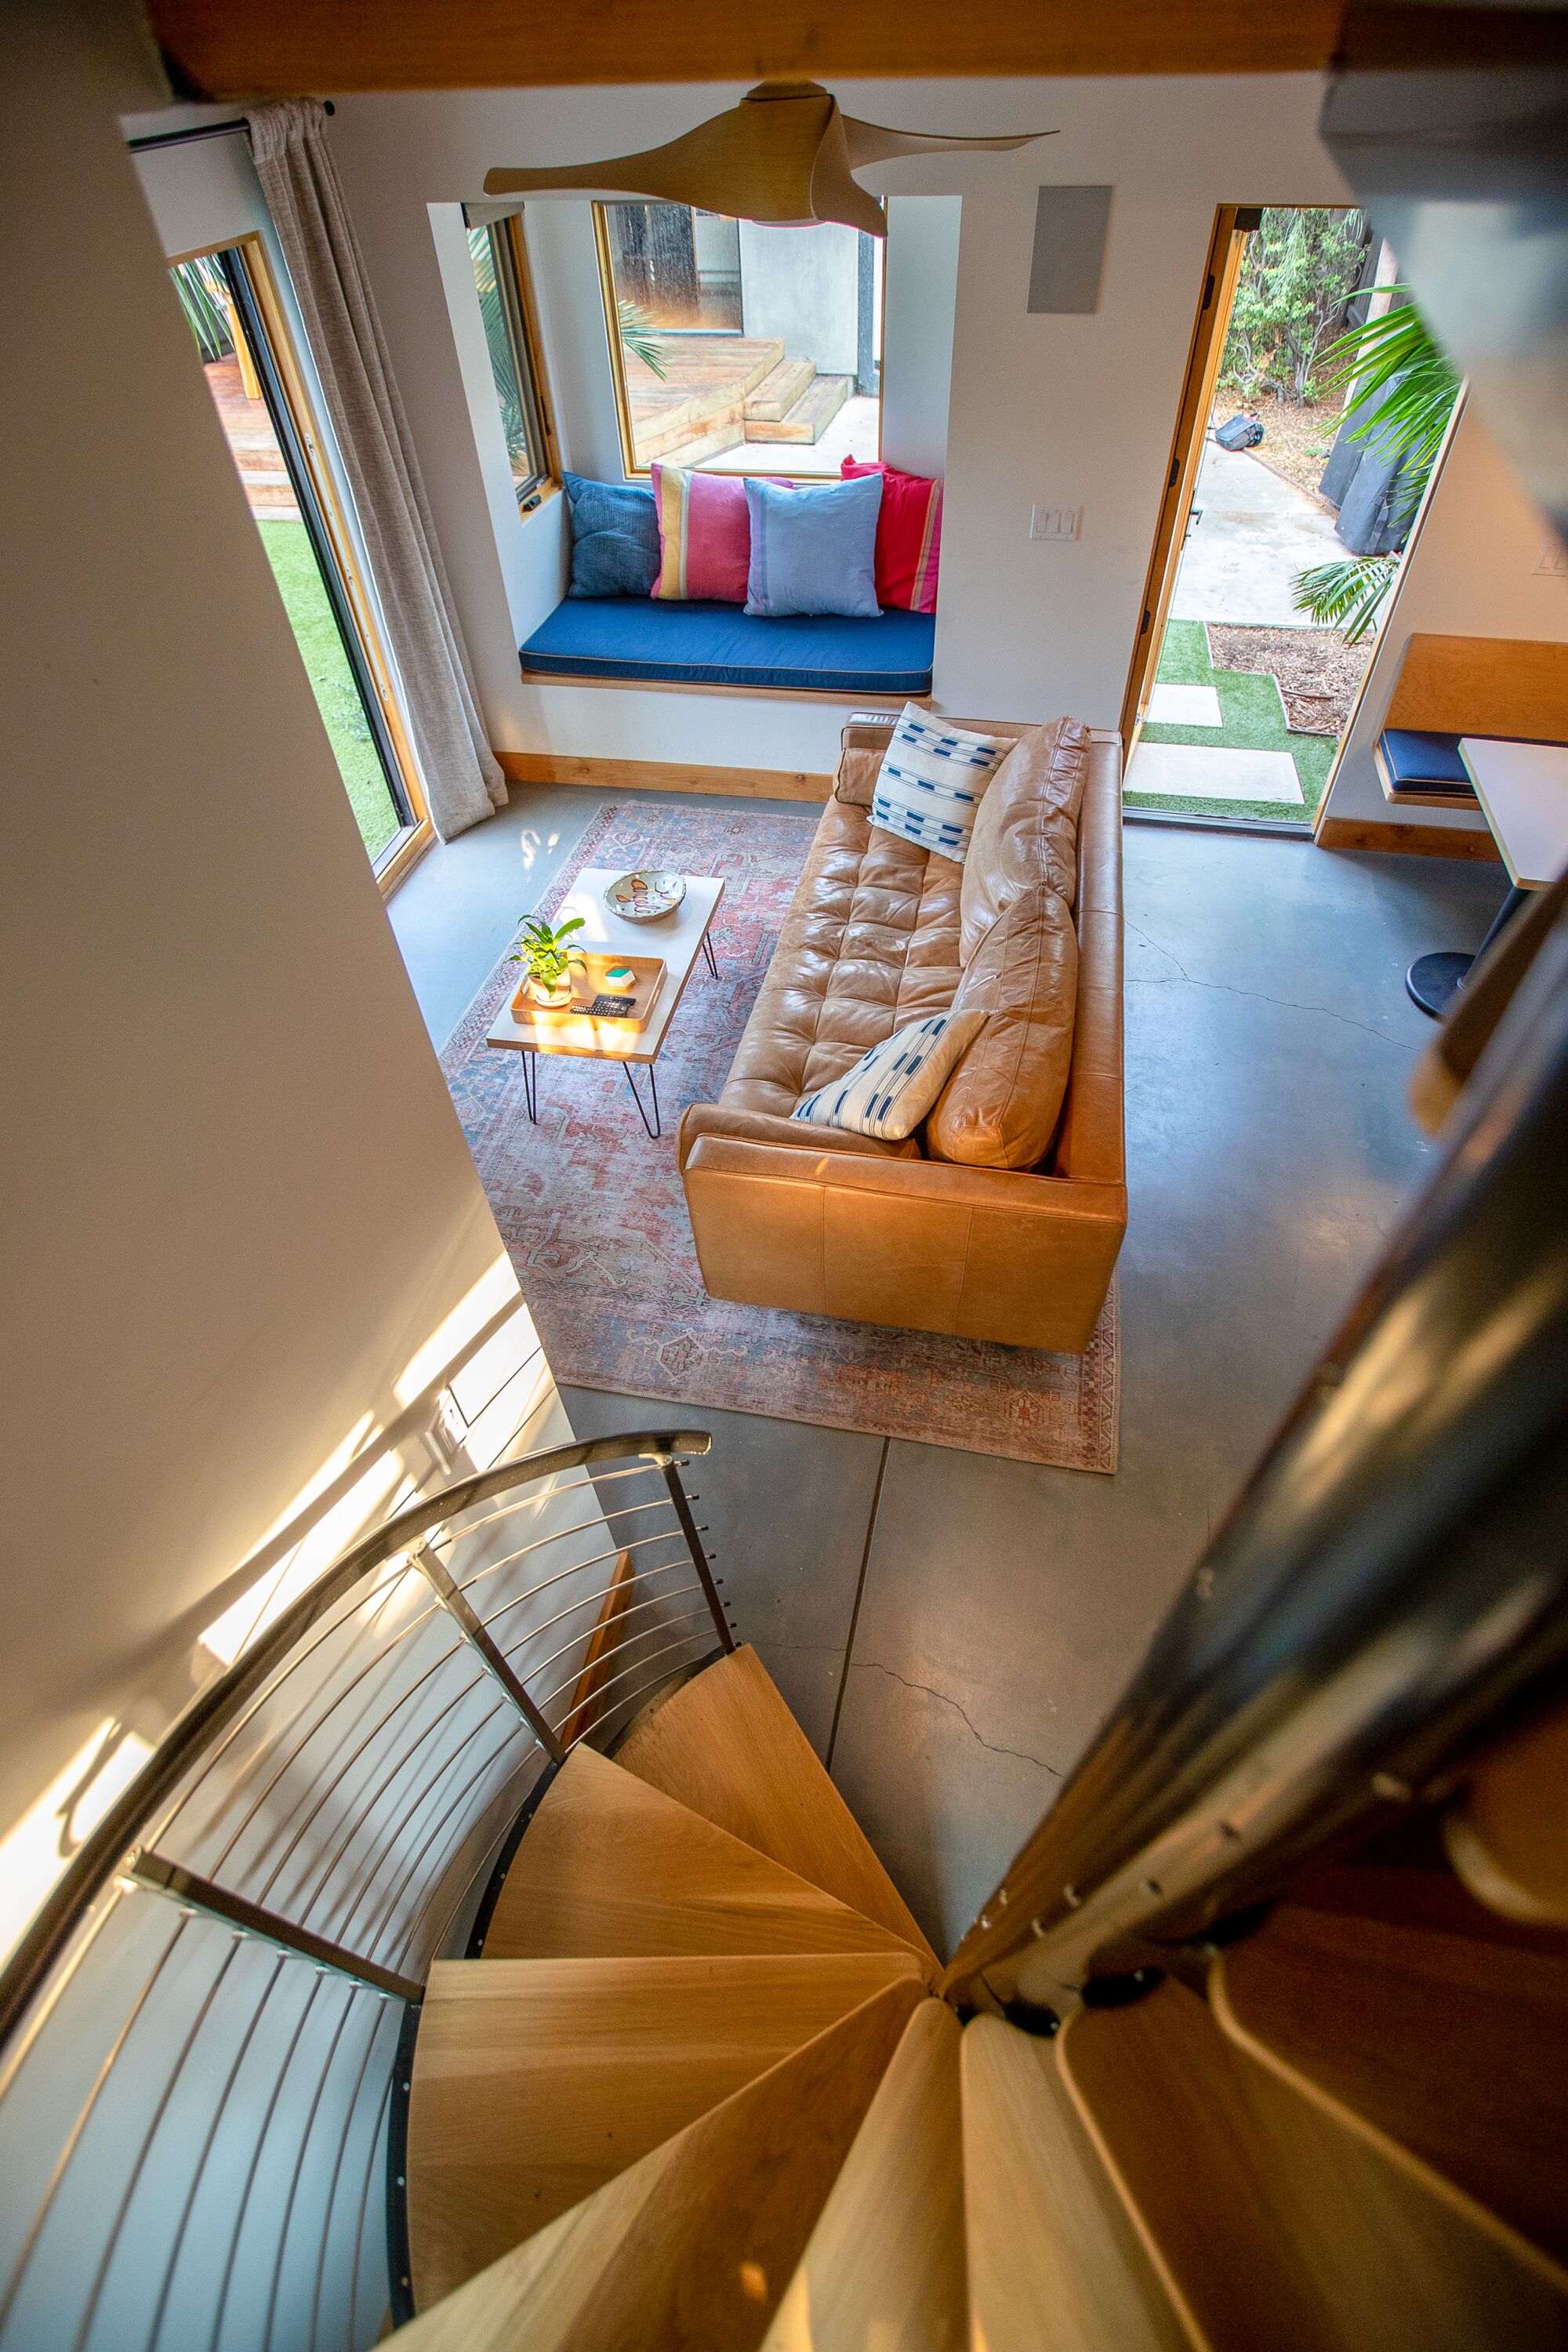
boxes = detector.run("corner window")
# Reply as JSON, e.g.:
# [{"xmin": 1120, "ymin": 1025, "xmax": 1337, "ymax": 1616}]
[
  {"xmin": 464, "ymin": 209, "xmax": 557, "ymax": 508},
  {"xmin": 593, "ymin": 201, "xmax": 882, "ymax": 479}
]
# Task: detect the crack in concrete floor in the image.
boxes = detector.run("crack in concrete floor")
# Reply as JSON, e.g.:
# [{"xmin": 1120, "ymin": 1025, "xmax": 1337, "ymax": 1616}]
[{"xmin": 854, "ymin": 1661, "xmax": 1062, "ymax": 1777}]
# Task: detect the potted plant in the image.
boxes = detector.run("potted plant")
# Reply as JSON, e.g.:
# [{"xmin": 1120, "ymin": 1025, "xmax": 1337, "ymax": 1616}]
[{"xmin": 511, "ymin": 912, "xmax": 586, "ymax": 1008}]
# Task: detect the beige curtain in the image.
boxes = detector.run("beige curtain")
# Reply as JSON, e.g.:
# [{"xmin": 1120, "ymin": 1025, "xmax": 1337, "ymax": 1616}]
[{"xmin": 249, "ymin": 100, "xmax": 506, "ymax": 841}]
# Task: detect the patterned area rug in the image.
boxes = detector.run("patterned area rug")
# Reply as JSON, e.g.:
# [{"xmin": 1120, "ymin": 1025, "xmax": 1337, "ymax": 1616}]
[{"xmin": 441, "ymin": 801, "xmax": 1119, "ymax": 1471}]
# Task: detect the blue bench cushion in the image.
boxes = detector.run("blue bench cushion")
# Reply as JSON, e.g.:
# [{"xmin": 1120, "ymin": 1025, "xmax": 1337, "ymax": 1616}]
[{"xmin": 519, "ymin": 597, "xmax": 935, "ymax": 695}]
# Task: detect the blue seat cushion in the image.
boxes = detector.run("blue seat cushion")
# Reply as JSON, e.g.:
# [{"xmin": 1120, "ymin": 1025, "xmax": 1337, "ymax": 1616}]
[{"xmin": 519, "ymin": 597, "xmax": 935, "ymax": 695}]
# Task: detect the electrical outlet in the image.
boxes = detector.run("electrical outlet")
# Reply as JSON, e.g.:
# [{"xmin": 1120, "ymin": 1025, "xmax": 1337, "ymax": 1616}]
[
  {"xmin": 1534, "ymin": 541, "xmax": 1568, "ymax": 576},
  {"xmin": 1030, "ymin": 504, "xmax": 1081, "ymax": 543}
]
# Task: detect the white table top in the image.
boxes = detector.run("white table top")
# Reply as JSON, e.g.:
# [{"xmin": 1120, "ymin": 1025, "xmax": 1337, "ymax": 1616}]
[
  {"xmin": 485, "ymin": 869, "xmax": 724, "ymax": 1065},
  {"xmin": 1460, "ymin": 738, "xmax": 1568, "ymax": 891}
]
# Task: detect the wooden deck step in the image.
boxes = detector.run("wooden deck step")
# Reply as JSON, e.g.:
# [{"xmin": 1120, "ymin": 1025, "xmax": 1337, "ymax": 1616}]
[
  {"xmin": 627, "ymin": 334, "xmax": 783, "ymax": 460},
  {"xmin": 1210, "ymin": 1896, "xmax": 1568, "ymax": 2273},
  {"xmin": 407, "ymin": 1947, "xmax": 924, "ymax": 2304},
  {"xmin": 394, "ymin": 1974, "xmax": 924, "ymax": 2351},
  {"xmin": 613, "ymin": 1646, "xmax": 937, "ymax": 1965},
  {"xmin": 1059, "ymin": 1976, "xmax": 1568, "ymax": 2350},
  {"xmin": 745, "ymin": 354, "xmax": 817, "ymax": 423},
  {"xmin": 763, "ymin": 1999, "xmax": 966, "ymax": 2351},
  {"xmin": 746, "ymin": 372, "xmax": 851, "ymax": 445},
  {"xmin": 482, "ymin": 1743, "xmax": 925, "ymax": 1966},
  {"xmin": 962, "ymin": 2016, "xmax": 1192, "ymax": 2352}
]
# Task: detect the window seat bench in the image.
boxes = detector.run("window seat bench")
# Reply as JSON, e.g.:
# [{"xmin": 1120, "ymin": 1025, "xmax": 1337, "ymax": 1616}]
[{"xmin": 518, "ymin": 597, "xmax": 935, "ymax": 696}]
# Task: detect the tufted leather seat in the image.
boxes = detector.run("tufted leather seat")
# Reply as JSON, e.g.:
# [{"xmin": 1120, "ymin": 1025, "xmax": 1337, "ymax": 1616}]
[{"xmin": 678, "ymin": 715, "xmax": 1126, "ymax": 1354}]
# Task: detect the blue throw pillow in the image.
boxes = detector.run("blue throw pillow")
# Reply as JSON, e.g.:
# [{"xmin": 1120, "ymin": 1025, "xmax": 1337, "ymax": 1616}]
[
  {"xmin": 744, "ymin": 474, "xmax": 884, "ymax": 619},
  {"xmin": 563, "ymin": 472, "xmax": 660, "ymax": 599}
]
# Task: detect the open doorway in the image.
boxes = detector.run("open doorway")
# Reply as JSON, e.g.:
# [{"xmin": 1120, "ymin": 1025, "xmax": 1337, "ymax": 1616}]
[{"xmin": 1122, "ymin": 205, "xmax": 1460, "ymax": 828}]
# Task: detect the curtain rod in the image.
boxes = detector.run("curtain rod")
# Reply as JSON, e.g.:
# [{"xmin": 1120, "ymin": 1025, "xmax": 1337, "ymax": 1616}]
[{"xmin": 127, "ymin": 102, "xmax": 333, "ymax": 154}]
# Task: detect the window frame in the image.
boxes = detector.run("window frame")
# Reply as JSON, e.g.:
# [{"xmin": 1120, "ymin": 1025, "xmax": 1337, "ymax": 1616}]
[
  {"xmin": 591, "ymin": 200, "xmax": 885, "ymax": 485},
  {"xmin": 463, "ymin": 205, "xmax": 560, "ymax": 511},
  {"xmin": 175, "ymin": 231, "xmax": 433, "ymax": 892}
]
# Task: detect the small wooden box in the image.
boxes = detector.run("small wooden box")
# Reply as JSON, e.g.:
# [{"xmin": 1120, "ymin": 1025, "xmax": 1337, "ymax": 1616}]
[{"xmin": 512, "ymin": 952, "xmax": 666, "ymax": 1033}]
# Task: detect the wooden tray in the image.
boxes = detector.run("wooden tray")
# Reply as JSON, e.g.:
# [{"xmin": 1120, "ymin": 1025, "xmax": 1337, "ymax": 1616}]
[{"xmin": 511, "ymin": 952, "xmax": 666, "ymax": 1033}]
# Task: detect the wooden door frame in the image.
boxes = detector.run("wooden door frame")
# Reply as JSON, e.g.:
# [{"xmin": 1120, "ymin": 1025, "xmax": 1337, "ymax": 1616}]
[{"xmin": 1118, "ymin": 205, "xmax": 1257, "ymax": 747}]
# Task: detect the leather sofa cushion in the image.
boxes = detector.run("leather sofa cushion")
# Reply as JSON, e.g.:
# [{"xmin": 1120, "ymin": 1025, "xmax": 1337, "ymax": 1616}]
[
  {"xmin": 960, "ymin": 717, "xmax": 1091, "ymax": 964},
  {"xmin": 924, "ymin": 883, "xmax": 1079, "ymax": 1169},
  {"xmin": 719, "ymin": 796, "xmax": 964, "ymax": 1118}
]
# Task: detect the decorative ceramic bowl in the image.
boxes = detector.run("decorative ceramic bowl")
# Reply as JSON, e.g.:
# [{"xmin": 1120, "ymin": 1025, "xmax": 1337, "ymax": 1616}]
[{"xmin": 604, "ymin": 869, "xmax": 686, "ymax": 923}]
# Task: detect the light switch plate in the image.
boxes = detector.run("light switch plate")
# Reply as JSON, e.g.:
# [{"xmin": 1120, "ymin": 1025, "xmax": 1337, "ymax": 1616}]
[
  {"xmin": 1534, "ymin": 541, "xmax": 1568, "ymax": 575},
  {"xmin": 1031, "ymin": 504, "xmax": 1081, "ymax": 542}
]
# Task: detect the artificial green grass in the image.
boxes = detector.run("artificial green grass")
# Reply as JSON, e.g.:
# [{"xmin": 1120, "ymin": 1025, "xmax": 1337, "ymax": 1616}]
[
  {"xmin": 1127, "ymin": 618, "xmax": 1338, "ymax": 826},
  {"xmin": 256, "ymin": 519, "xmax": 402, "ymax": 860}
]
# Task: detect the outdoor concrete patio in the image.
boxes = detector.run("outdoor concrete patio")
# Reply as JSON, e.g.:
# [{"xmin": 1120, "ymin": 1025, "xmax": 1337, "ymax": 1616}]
[{"xmin": 1171, "ymin": 439, "xmax": 1345, "ymax": 627}]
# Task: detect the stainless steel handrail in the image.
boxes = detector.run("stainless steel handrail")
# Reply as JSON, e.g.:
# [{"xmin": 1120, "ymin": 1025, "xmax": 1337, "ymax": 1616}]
[{"xmin": 0, "ymin": 1427, "xmax": 714, "ymax": 2057}]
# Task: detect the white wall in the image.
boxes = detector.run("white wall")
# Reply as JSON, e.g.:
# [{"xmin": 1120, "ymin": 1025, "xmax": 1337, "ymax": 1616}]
[
  {"xmin": 1322, "ymin": 398, "xmax": 1568, "ymax": 832},
  {"xmin": 0, "ymin": 0, "xmax": 578, "ymax": 1866},
  {"xmin": 739, "ymin": 220, "xmax": 861, "ymax": 374},
  {"xmin": 882, "ymin": 194, "xmax": 962, "ymax": 479},
  {"xmin": 324, "ymin": 78, "xmax": 1350, "ymax": 768}
]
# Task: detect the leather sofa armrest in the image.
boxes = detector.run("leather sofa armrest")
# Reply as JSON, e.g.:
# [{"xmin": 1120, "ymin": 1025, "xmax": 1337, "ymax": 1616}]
[{"xmin": 676, "ymin": 1100, "xmax": 922, "ymax": 1174}]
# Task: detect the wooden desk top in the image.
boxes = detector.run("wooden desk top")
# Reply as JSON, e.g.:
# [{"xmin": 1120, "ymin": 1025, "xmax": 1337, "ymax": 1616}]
[{"xmin": 1459, "ymin": 739, "xmax": 1568, "ymax": 890}]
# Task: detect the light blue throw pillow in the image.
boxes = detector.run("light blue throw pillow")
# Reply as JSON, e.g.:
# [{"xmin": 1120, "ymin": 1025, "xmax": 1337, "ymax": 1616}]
[{"xmin": 744, "ymin": 474, "xmax": 884, "ymax": 619}]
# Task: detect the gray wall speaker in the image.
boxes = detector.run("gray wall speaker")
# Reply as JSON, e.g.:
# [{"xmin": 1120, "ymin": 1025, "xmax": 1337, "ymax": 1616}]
[{"xmin": 1027, "ymin": 186, "xmax": 1113, "ymax": 314}]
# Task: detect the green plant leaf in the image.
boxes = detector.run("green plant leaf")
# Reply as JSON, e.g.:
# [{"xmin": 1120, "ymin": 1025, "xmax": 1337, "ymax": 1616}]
[
  {"xmin": 618, "ymin": 298, "xmax": 670, "ymax": 381},
  {"xmin": 1291, "ymin": 554, "xmax": 1398, "ymax": 642}
]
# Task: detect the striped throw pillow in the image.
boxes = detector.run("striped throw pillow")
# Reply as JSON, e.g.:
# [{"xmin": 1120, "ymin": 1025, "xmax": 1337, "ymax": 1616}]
[
  {"xmin": 792, "ymin": 1010, "xmax": 987, "ymax": 1142},
  {"xmin": 870, "ymin": 705, "xmax": 1015, "ymax": 864}
]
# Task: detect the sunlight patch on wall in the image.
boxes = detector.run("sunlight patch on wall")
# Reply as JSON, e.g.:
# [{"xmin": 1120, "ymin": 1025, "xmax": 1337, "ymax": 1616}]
[
  {"xmin": 0, "ymin": 1723, "xmax": 154, "ymax": 1968},
  {"xmin": 394, "ymin": 1251, "xmax": 521, "ymax": 1408}
]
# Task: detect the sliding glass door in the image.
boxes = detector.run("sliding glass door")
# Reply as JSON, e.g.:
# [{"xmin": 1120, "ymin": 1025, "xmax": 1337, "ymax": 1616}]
[{"xmin": 172, "ymin": 235, "xmax": 429, "ymax": 881}]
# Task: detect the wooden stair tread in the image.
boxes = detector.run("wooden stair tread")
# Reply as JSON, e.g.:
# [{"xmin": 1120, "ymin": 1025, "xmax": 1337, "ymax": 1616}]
[
  {"xmin": 483, "ymin": 1743, "xmax": 925, "ymax": 1966},
  {"xmin": 613, "ymin": 1647, "xmax": 936, "ymax": 1965},
  {"xmin": 1060, "ymin": 1976, "xmax": 1568, "ymax": 2351},
  {"xmin": 747, "ymin": 373, "xmax": 851, "ymax": 445},
  {"xmin": 1211, "ymin": 1900, "xmax": 1568, "ymax": 2272},
  {"xmin": 962, "ymin": 2016, "xmax": 1192, "ymax": 2352},
  {"xmin": 762, "ymin": 1998, "xmax": 965, "ymax": 2351},
  {"xmin": 407, "ymin": 1947, "xmax": 924, "ymax": 2304},
  {"xmin": 394, "ymin": 1975, "xmax": 925, "ymax": 2351},
  {"xmin": 745, "ymin": 355, "xmax": 817, "ymax": 421}
]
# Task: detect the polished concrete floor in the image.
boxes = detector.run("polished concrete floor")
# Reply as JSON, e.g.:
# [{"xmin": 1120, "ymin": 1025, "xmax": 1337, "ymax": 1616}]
[{"xmin": 390, "ymin": 789, "xmax": 1508, "ymax": 1957}]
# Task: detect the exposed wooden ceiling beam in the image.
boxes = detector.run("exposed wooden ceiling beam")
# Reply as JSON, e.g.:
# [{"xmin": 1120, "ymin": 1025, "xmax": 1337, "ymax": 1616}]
[{"xmin": 146, "ymin": 0, "xmax": 1350, "ymax": 101}]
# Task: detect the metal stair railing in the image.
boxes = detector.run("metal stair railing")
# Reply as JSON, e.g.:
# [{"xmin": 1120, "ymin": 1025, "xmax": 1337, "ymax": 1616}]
[{"xmin": 0, "ymin": 1427, "xmax": 731, "ymax": 2352}]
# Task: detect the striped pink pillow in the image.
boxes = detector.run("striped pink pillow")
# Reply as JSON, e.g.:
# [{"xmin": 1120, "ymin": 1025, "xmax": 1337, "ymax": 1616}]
[{"xmin": 649, "ymin": 465, "xmax": 753, "ymax": 603}]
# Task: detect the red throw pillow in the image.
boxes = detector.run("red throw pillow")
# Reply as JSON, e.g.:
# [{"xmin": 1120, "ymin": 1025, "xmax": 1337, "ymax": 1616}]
[{"xmin": 840, "ymin": 459, "xmax": 942, "ymax": 613}]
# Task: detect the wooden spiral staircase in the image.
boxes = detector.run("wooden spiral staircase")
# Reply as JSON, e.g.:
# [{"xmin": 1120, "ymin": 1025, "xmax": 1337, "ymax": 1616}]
[{"xmin": 392, "ymin": 1644, "xmax": 1568, "ymax": 2352}]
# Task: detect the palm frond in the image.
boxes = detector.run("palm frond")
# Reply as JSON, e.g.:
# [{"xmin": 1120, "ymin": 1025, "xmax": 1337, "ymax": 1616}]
[
  {"xmin": 1291, "ymin": 554, "xmax": 1399, "ymax": 643},
  {"xmin": 618, "ymin": 299, "xmax": 669, "ymax": 381},
  {"xmin": 1317, "ymin": 294, "xmax": 1461, "ymax": 481}
]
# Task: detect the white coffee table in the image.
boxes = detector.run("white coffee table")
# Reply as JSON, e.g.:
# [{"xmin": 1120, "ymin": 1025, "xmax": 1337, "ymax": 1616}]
[{"xmin": 485, "ymin": 869, "xmax": 724, "ymax": 1137}]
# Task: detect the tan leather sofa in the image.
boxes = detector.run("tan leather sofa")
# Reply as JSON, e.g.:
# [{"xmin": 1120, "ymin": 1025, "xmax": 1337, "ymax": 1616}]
[{"xmin": 677, "ymin": 715, "xmax": 1125, "ymax": 1352}]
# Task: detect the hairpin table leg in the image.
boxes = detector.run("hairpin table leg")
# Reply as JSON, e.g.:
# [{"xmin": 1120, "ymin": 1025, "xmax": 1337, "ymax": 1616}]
[
  {"xmin": 521, "ymin": 1050, "xmax": 537, "ymax": 1123},
  {"xmin": 621, "ymin": 1061, "xmax": 660, "ymax": 1138},
  {"xmin": 701, "ymin": 931, "xmax": 720, "ymax": 980}
]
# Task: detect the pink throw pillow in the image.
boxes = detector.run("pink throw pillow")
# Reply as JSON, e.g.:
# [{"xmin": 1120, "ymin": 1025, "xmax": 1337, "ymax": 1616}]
[
  {"xmin": 840, "ymin": 459, "xmax": 942, "ymax": 614},
  {"xmin": 649, "ymin": 465, "xmax": 753, "ymax": 603}
]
